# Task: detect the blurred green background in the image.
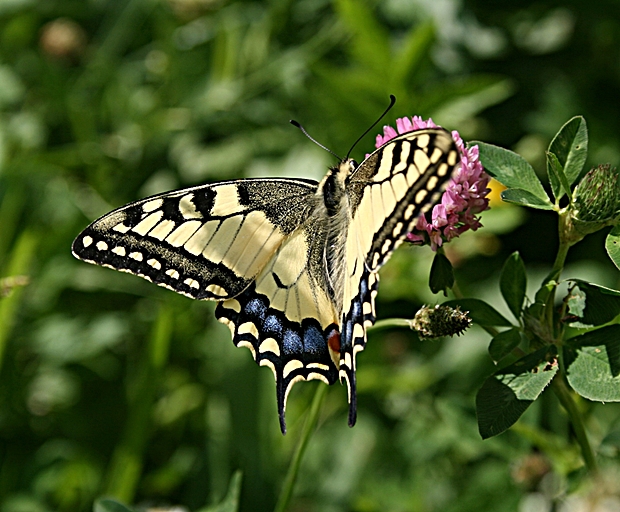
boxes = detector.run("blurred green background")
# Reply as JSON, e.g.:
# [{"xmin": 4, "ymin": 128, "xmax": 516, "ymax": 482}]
[{"xmin": 2, "ymin": 0, "xmax": 620, "ymax": 511}]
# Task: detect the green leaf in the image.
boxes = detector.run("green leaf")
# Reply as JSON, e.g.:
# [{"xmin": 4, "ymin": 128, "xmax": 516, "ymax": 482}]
[
  {"xmin": 392, "ymin": 22, "xmax": 435, "ymax": 86},
  {"xmin": 475, "ymin": 142, "xmax": 551, "ymax": 207},
  {"xmin": 334, "ymin": 0, "xmax": 391, "ymax": 74},
  {"xmin": 565, "ymin": 280, "xmax": 620, "ymax": 328},
  {"xmin": 197, "ymin": 471, "xmax": 242, "ymax": 512},
  {"xmin": 94, "ymin": 499, "xmax": 135, "ymax": 512},
  {"xmin": 565, "ymin": 338, "xmax": 620, "ymax": 402},
  {"xmin": 500, "ymin": 252, "xmax": 527, "ymax": 320},
  {"xmin": 536, "ymin": 278, "xmax": 557, "ymax": 304},
  {"xmin": 526, "ymin": 279, "xmax": 557, "ymax": 322},
  {"xmin": 565, "ymin": 324, "xmax": 620, "ymax": 377},
  {"xmin": 429, "ymin": 252, "xmax": 454, "ymax": 295},
  {"xmin": 500, "ymin": 188, "xmax": 555, "ymax": 210},
  {"xmin": 548, "ymin": 116, "xmax": 588, "ymax": 186},
  {"xmin": 488, "ymin": 327, "xmax": 523, "ymax": 363},
  {"xmin": 477, "ymin": 346, "xmax": 558, "ymax": 439},
  {"xmin": 546, "ymin": 150, "xmax": 572, "ymax": 203},
  {"xmin": 605, "ymin": 225, "xmax": 620, "ymax": 271},
  {"xmin": 443, "ymin": 298, "xmax": 512, "ymax": 327}
]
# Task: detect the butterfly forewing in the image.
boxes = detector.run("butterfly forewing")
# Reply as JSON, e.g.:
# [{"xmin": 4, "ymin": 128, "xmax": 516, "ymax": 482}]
[
  {"xmin": 72, "ymin": 178, "xmax": 318, "ymax": 300},
  {"xmin": 337, "ymin": 128, "xmax": 459, "ymax": 425},
  {"xmin": 347, "ymin": 128, "xmax": 459, "ymax": 271}
]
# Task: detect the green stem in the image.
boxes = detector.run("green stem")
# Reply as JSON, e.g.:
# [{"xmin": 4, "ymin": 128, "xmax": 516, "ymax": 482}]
[
  {"xmin": 550, "ymin": 239, "xmax": 570, "ymax": 281},
  {"xmin": 451, "ymin": 280, "xmax": 464, "ymax": 299},
  {"xmin": 274, "ymin": 383, "xmax": 327, "ymax": 512},
  {"xmin": 552, "ymin": 377, "xmax": 598, "ymax": 475},
  {"xmin": 370, "ymin": 318, "xmax": 413, "ymax": 332},
  {"xmin": 103, "ymin": 304, "xmax": 173, "ymax": 502},
  {"xmin": 551, "ymin": 208, "xmax": 585, "ymax": 282},
  {"xmin": 541, "ymin": 213, "xmax": 573, "ymax": 339},
  {"xmin": 0, "ymin": 231, "xmax": 37, "ymax": 372}
]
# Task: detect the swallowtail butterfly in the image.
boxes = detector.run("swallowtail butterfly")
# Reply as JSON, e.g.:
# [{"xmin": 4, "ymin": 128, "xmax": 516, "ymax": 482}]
[{"xmin": 72, "ymin": 127, "xmax": 459, "ymax": 433}]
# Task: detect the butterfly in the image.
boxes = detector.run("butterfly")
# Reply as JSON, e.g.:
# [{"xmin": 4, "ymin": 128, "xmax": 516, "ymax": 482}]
[{"xmin": 72, "ymin": 126, "xmax": 459, "ymax": 433}]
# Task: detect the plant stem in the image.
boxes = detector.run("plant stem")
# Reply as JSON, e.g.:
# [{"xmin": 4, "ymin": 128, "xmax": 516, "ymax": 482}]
[
  {"xmin": 103, "ymin": 304, "xmax": 174, "ymax": 502},
  {"xmin": 0, "ymin": 231, "xmax": 36, "ymax": 372},
  {"xmin": 549, "ymin": 213, "xmax": 598, "ymax": 474},
  {"xmin": 551, "ymin": 239, "xmax": 571, "ymax": 280},
  {"xmin": 552, "ymin": 377, "xmax": 598, "ymax": 475},
  {"xmin": 274, "ymin": 383, "xmax": 327, "ymax": 512},
  {"xmin": 370, "ymin": 318, "xmax": 413, "ymax": 332}
]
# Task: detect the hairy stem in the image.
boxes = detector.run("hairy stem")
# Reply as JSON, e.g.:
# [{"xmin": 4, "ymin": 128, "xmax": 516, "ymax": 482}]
[{"xmin": 0, "ymin": 231, "xmax": 36, "ymax": 372}]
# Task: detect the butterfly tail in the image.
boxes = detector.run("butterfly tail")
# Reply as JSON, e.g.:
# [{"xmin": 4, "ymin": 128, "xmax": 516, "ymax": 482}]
[
  {"xmin": 344, "ymin": 366, "xmax": 358, "ymax": 427},
  {"xmin": 339, "ymin": 318, "xmax": 363, "ymax": 427},
  {"xmin": 276, "ymin": 381, "xmax": 288, "ymax": 435}
]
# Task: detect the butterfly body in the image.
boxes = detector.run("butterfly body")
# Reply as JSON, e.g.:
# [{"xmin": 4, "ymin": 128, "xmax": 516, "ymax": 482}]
[{"xmin": 72, "ymin": 128, "xmax": 459, "ymax": 433}]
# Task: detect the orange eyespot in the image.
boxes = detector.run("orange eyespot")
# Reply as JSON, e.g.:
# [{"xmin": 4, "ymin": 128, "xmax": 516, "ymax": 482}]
[{"xmin": 328, "ymin": 328, "xmax": 341, "ymax": 353}]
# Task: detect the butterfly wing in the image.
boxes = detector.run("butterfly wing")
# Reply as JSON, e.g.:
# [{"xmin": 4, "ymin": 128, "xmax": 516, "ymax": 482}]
[
  {"xmin": 73, "ymin": 177, "xmax": 340, "ymax": 434},
  {"xmin": 72, "ymin": 178, "xmax": 318, "ymax": 300},
  {"xmin": 216, "ymin": 221, "xmax": 341, "ymax": 434},
  {"xmin": 339, "ymin": 128, "xmax": 460, "ymax": 425}
]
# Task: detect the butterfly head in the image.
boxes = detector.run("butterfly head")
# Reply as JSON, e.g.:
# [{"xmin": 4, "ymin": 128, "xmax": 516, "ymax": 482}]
[
  {"xmin": 335, "ymin": 158, "xmax": 359, "ymax": 186},
  {"xmin": 343, "ymin": 158, "xmax": 358, "ymax": 172},
  {"xmin": 322, "ymin": 159, "xmax": 357, "ymax": 215}
]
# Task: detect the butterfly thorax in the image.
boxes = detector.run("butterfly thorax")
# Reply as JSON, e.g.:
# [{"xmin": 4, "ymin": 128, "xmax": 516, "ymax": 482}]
[{"xmin": 315, "ymin": 159, "xmax": 357, "ymax": 310}]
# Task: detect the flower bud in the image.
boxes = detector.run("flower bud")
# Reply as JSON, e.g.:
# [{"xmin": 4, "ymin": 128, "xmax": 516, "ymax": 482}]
[
  {"xmin": 411, "ymin": 305, "xmax": 471, "ymax": 338},
  {"xmin": 573, "ymin": 164, "xmax": 619, "ymax": 222}
]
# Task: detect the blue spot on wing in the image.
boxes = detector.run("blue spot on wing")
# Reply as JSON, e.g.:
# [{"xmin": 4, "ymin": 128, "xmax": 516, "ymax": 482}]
[
  {"xmin": 302, "ymin": 324, "xmax": 326, "ymax": 355},
  {"xmin": 341, "ymin": 318, "xmax": 353, "ymax": 350},
  {"xmin": 246, "ymin": 297, "xmax": 267, "ymax": 320},
  {"xmin": 359, "ymin": 276, "xmax": 368, "ymax": 295},
  {"xmin": 264, "ymin": 314, "xmax": 283, "ymax": 336},
  {"xmin": 351, "ymin": 300, "xmax": 362, "ymax": 319},
  {"xmin": 282, "ymin": 329, "xmax": 303, "ymax": 356}
]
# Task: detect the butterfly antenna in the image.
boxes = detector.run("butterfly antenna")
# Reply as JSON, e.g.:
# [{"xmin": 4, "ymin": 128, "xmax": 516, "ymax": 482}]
[
  {"xmin": 290, "ymin": 119, "xmax": 342, "ymax": 161},
  {"xmin": 345, "ymin": 94, "xmax": 396, "ymax": 160}
]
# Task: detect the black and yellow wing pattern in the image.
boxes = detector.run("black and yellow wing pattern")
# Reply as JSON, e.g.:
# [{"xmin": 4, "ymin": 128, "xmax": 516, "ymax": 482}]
[{"xmin": 72, "ymin": 127, "xmax": 459, "ymax": 433}]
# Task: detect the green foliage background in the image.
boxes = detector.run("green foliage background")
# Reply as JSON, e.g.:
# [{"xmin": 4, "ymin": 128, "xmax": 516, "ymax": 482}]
[{"xmin": 2, "ymin": 0, "xmax": 620, "ymax": 510}]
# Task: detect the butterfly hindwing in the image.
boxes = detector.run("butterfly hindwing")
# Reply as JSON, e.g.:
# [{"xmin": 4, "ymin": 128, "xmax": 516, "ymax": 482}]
[
  {"xmin": 216, "ymin": 212, "xmax": 345, "ymax": 433},
  {"xmin": 216, "ymin": 281, "xmax": 340, "ymax": 434}
]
